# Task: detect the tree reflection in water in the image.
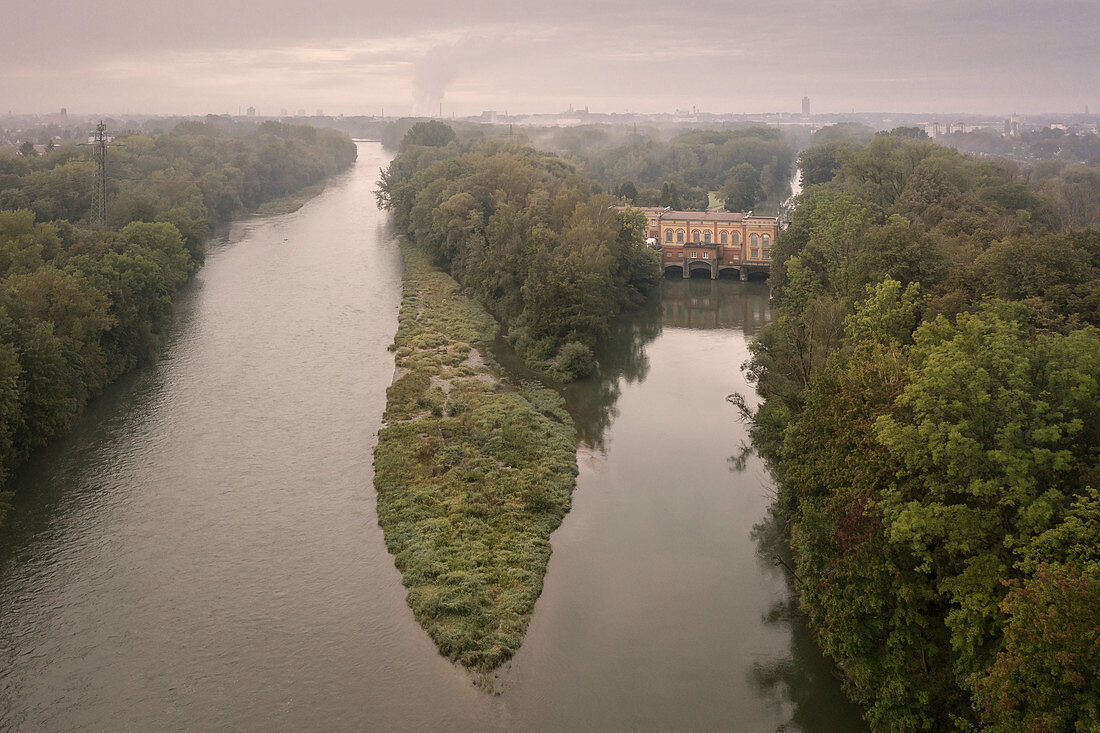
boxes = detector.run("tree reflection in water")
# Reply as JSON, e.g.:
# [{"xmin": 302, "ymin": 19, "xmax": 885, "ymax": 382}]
[
  {"xmin": 561, "ymin": 292, "xmax": 662, "ymax": 452},
  {"xmin": 563, "ymin": 276, "xmax": 773, "ymax": 453},
  {"xmin": 747, "ymin": 498, "xmax": 869, "ymax": 732}
]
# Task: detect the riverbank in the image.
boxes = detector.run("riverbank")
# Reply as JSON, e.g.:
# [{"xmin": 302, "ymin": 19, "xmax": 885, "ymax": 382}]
[
  {"xmin": 373, "ymin": 243, "xmax": 577, "ymax": 671},
  {"xmin": 253, "ymin": 183, "xmax": 326, "ymax": 216},
  {"xmin": 0, "ymin": 146, "xmax": 868, "ymax": 729},
  {"xmin": 0, "ymin": 122, "xmax": 358, "ymax": 531}
]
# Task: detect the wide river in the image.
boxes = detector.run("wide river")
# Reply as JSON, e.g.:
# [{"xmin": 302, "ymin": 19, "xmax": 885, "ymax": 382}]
[{"xmin": 0, "ymin": 143, "xmax": 865, "ymax": 731}]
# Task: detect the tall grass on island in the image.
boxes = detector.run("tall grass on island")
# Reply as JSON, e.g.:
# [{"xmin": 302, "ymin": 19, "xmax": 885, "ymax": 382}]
[{"xmin": 373, "ymin": 244, "xmax": 577, "ymax": 671}]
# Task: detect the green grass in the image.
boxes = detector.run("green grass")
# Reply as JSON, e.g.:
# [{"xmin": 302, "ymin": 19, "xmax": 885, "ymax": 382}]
[{"xmin": 373, "ymin": 243, "xmax": 577, "ymax": 671}]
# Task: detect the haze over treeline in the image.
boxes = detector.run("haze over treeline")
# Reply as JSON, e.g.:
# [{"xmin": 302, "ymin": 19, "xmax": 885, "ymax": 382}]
[{"xmin": 2, "ymin": 0, "xmax": 1097, "ymax": 117}]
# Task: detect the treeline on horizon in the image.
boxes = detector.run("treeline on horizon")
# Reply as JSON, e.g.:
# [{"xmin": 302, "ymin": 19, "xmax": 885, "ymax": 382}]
[
  {"xmin": 376, "ymin": 120, "xmax": 661, "ymax": 378},
  {"xmin": 743, "ymin": 127, "xmax": 1100, "ymax": 729},
  {"xmin": 378, "ymin": 118, "xmax": 798, "ymax": 215},
  {"xmin": 941, "ymin": 126, "xmax": 1100, "ymax": 166},
  {"xmin": 561, "ymin": 127, "xmax": 797, "ymax": 214},
  {"xmin": 0, "ymin": 120, "xmax": 357, "ymax": 523}
]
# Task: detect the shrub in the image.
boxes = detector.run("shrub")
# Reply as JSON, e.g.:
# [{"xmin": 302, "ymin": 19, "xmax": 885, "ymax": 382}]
[{"xmin": 556, "ymin": 341, "xmax": 595, "ymax": 379}]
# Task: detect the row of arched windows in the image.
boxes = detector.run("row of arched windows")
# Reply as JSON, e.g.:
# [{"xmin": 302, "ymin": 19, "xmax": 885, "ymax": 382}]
[
  {"xmin": 664, "ymin": 228, "xmax": 770, "ymax": 245},
  {"xmin": 664, "ymin": 229, "xmax": 769, "ymax": 248}
]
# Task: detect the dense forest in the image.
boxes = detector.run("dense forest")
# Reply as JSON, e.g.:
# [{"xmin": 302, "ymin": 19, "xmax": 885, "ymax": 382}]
[
  {"xmin": 376, "ymin": 120, "xmax": 661, "ymax": 377},
  {"xmin": 742, "ymin": 128, "xmax": 1100, "ymax": 729},
  {"xmin": 562, "ymin": 127, "xmax": 797, "ymax": 214},
  {"xmin": 0, "ymin": 121, "xmax": 356, "ymax": 524}
]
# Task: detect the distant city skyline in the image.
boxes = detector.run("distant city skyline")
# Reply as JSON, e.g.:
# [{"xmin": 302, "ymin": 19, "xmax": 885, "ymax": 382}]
[{"xmin": 2, "ymin": 1, "xmax": 1097, "ymax": 118}]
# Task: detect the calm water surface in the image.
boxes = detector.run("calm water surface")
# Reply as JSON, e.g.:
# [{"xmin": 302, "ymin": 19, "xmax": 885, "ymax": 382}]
[{"xmin": 0, "ymin": 143, "xmax": 865, "ymax": 731}]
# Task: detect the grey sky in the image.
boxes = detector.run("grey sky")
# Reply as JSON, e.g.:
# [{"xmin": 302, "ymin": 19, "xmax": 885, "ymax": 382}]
[{"xmin": 2, "ymin": 0, "xmax": 1097, "ymax": 116}]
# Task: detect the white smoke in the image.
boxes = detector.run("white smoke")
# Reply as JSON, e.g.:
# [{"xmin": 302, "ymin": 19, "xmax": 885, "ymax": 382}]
[{"xmin": 411, "ymin": 34, "xmax": 502, "ymax": 116}]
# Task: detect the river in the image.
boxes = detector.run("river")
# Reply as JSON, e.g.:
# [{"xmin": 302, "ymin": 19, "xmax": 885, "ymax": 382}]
[{"xmin": 0, "ymin": 143, "xmax": 865, "ymax": 731}]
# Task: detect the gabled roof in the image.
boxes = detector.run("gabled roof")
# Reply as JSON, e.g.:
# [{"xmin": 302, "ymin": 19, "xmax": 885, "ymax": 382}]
[
  {"xmin": 614, "ymin": 205, "xmax": 778, "ymax": 224},
  {"xmin": 661, "ymin": 210, "xmax": 747, "ymax": 222}
]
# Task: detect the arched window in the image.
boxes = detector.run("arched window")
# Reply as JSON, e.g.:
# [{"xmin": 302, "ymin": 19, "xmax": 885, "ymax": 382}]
[
  {"xmin": 676, "ymin": 229, "xmax": 684, "ymax": 243},
  {"xmin": 732, "ymin": 231, "xmax": 741, "ymax": 246},
  {"xmin": 703, "ymin": 230, "xmax": 711, "ymax": 243},
  {"xmin": 665, "ymin": 229, "xmax": 673, "ymax": 243},
  {"xmin": 720, "ymin": 230, "xmax": 728, "ymax": 244},
  {"xmin": 692, "ymin": 230, "xmax": 701, "ymax": 243},
  {"xmin": 751, "ymin": 233, "xmax": 759, "ymax": 247},
  {"xmin": 762, "ymin": 234, "xmax": 770, "ymax": 248}
]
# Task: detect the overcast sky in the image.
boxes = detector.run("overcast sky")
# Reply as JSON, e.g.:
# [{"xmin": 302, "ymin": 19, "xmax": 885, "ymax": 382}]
[{"xmin": 2, "ymin": 0, "xmax": 1097, "ymax": 117}]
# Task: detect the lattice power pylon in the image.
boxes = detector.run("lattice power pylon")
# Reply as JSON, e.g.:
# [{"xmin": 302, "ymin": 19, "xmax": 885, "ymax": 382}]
[{"xmin": 89, "ymin": 120, "xmax": 109, "ymax": 226}]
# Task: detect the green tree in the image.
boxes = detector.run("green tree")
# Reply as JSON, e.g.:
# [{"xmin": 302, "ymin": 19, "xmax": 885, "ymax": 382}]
[
  {"xmin": 722, "ymin": 163, "xmax": 763, "ymax": 211},
  {"xmin": 876, "ymin": 312, "xmax": 1100, "ymax": 696},
  {"xmin": 974, "ymin": 563, "xmax": 1100, "ymax": 731},
  {"xmin": 659, "ymin": 180, "xmax": 681, "ymax": 209},
  {"xmin": 616, "ymin": 180, "xmax": 638, "ymax": 203},
  {"xmin": 797, "ymin": 141, "xmax": 845, "ymax": 187},
  {"xmin": 399, "ymin": 120, "xmax": 458, "ymax": 151}
]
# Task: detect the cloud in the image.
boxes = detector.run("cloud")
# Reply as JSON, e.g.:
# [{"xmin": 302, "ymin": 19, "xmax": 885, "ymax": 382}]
[{"xmin": 1, "ymin": 1, "xmax": 1098, "ymax": 115}]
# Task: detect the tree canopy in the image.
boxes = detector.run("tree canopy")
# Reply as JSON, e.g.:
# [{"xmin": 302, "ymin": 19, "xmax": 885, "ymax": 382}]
[
  {"xmin": 377, "ymin": 124, "xmax": 660, "ymax": 375},
  {"xmin": 744, "ymin": 133, "xmax": 1100, "ymax": 729},
  {"xmin": 0, "ymin": 120, "xmax": 357, "ymax": 526}
]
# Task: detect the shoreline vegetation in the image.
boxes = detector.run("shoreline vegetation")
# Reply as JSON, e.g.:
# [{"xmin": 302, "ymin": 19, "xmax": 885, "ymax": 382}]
[
  {"xmin": 372, "ymin": 121, "xmax": 667, "ymax": 670},
  {"xmin": 374, "ymin": 243, "xmax": 576, "ymax": 671},
  {"xmin": 374, "ymin": 120, "xmax": 661, "ymax": 380},
  {"xmin": 252, "ymin": 182, "xmax": 326, "ymax": 216},
  {"xmin": 743, "ymin": 127, "xmax": 1100, "ymax": 730},
  {"xmin": 0, "ymin": 120, "xmax": 357, "ymax": 527}
]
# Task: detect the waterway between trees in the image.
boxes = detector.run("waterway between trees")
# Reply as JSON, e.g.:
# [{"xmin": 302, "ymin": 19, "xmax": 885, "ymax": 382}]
[{"xmin": 0, "ymin": 143, "xmax": 865, "ymax": 731}]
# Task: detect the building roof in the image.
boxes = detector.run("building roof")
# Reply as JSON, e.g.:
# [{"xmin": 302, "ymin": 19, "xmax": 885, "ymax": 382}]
[
  {"xmin": 614, "ymin": 205, "xmax": 778, "ymax": 224},
  {"xmin": 661, "ymin": 210, "xmax": 747, "ymax": 222}
]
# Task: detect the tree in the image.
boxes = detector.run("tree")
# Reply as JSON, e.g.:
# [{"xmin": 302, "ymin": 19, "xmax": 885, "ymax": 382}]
[
  {"xmin": 722, "ymin": 163, "xmax": 763, "ymax": 211},
  {"xmin": 660, "ymin": 180, "xmax": 681, "ymax": 209},
  {"xmin": 616, "ymin": 180, "xmax": 638, "ymax": 204},
  {"xmin": 974, "ymin": 563, "xmax": 1100, "ymax": 731},
  {"xmin": 0, "ymin": 209, "xmax": 57, "ymax": 277},
  {"xmin": 798, "ymin": 142, "xmax": 844, "ymax": 187},
  {"xmin": 399, "ymin": 120, "xmax": 458, "ymax": 151},
  {"xmin": 119, "ymin": 221, "xmax": 193, "ymax": 288},
  {"xmin": 875, "ymin": 313, "xmax": 1100, "ymax": 691}
]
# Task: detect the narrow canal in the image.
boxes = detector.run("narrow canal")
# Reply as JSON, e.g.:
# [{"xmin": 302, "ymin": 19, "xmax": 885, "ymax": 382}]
[{"xmin": 0, "ymin": 143, "xmax": 865, "ymax": 731}]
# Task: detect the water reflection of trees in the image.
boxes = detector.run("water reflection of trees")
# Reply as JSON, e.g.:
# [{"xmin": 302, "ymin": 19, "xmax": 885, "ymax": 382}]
[
  {"xmin": 562, "ymin": 294, "xmax": 663, "ymax": 452},
  {"xmin": 563, "ymin": 277, "xmax": 774, "ymax": 453},
  {"xmin": 748, "ymin": 503, "xmax": 869, "ymax": 733},
  {"xmin": 660, "ymin": 277, "xmax": 773, "ymax": 336}
]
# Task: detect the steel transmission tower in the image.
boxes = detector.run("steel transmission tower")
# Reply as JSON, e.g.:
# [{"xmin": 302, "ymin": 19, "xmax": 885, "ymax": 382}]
[{"xmin": 89, "ymin": 120, "xmax": 109, "ymax": 226}]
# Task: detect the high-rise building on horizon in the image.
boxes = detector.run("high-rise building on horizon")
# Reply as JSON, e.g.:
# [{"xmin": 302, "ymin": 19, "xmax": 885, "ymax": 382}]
[{"xmin": 801, "ymin": 96, "xmax": 810, "ymax": 116}]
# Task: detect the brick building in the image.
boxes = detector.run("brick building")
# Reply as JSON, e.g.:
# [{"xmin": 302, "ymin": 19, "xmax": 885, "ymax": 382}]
[{"xmin": 623, "ymin": 206, "xmax": 778, "ymax": 279}]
